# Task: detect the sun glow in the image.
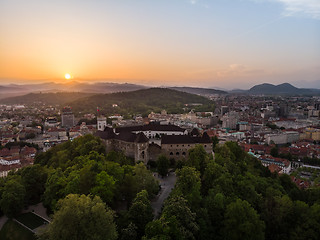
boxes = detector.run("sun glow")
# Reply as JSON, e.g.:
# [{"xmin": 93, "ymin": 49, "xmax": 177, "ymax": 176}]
[{"xmin": 65, "ymin": 73, "xmax": 71, "ymax": 80}]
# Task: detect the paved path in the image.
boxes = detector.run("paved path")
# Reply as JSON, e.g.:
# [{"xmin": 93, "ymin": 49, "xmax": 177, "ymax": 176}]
[
  {"xmin": 0, "ymin": 202, "xmax": 50, "ymax": 231},
  {"xmin": 151, "ymin": 172, "xmax": 176, "ymax": 218},
  {"xmin": 0, "ymin": 215, "xmax": 8, "ymax": 230},
  {"xmin": 22, "ymin": 202, "xmax": 51, "ymax": 222}
]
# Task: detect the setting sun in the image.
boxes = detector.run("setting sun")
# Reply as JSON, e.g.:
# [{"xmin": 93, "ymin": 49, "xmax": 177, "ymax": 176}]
[{"xmin": 65, "ymin": 73, "xmax": 71, "ymax": 80}]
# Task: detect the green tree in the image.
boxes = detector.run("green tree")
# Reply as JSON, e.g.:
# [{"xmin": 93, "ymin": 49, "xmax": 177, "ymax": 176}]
[
  {"xmin": 223, "ymin": 199, "xmax": 265, "ymax": 240},
  {"xmin": 90, "ymin": 171, "xmax": 116, "ymax": 204},
  {"xmin": 176, "ymin": 166, "xmax": 202, "ymax": 209},
  {"xmin": 18, "ymin": 164, "xmax": 47, "ymax": 204},
  {"xmin": 40, "ymin": 194, "xmax": 117, "ymax": 240},
  {"xmin": 0, "ymin": 177, "xmax": 26, "ymax": 217},
  {"xmin": 128, "ymin": 190, "xmax": 153, "ymax": 238},
  {"xmin": 212, "ymin": 136, "xmax": 219, "ymax": 150},
  {"xmin": 43, "ymin": 169, "xmax": 67, "ymax": 210},
  {"xmin": 204, "ymin": 191, "xmax": 226, "ymax": 239},
  {"xmin": 120, "ymin": 222, "xmax": 138, "ymax": 240},
  {"xmin": 270, "ymin": 146, "xmax": 279, "ymax": 157},
  {"xmin": 187, "ymin": 145, "xmax": 208, "ymax": 176},
  {"xmin": 157, "ymin": 155, "xmax": 170, "ymax": 177},
  {"xmin": 162, "ymin": 195, "xmax": 199, "ymax": 240}
]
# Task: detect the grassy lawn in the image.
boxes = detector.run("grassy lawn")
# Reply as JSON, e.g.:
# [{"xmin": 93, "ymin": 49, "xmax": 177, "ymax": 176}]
[
  {"xmin": 15, "ymin": 212, "xmax": 48, "ymax": 230},
  {"xmin": 0, "ymin": 219, "xmax": 36, "ymax": 240}
]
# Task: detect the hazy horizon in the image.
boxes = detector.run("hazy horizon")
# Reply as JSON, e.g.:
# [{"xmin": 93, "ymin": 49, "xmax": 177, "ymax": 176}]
[
  {"xmin": 1, "ymin": 0, "xmax": 319, "ymax": 89},
  {"xmin": 1, "ymin": 78, "xmax": 320, "ymax": 91}
]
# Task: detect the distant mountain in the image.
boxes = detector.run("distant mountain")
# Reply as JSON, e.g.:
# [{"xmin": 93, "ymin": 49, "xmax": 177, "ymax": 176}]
[
  {"xmin": 0, "ymin": 92, "xmax": 95, "ymax": 105},
  {"xmin": 247, "ymin": 83, "xmax": 320, "ymax": 95},
  {"xmin": 0, "ymin": 82, "xmax": 147, "ymax": 94},
  {"xmin": 169, "ymin": 87, "xmax": 227, "ymax": 95},
  {"xmin": 0, "ymin": 85, "xmax": 27, "ymax": 93},
  {"xmin": 68, "ymin": 88, "xmax": 215, "ymax": 116}
]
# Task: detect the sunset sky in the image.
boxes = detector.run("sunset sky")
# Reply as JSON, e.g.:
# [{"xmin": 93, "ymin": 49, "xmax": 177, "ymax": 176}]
[{"xmin": 0, "ymin": 0, "xmax": 319, "ymax": 89}]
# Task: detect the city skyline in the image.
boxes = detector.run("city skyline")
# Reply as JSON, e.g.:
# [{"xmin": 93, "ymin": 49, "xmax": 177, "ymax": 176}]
[{"xmin": 1, "ymin": 0, "xmax": 319, "ymax": 89}]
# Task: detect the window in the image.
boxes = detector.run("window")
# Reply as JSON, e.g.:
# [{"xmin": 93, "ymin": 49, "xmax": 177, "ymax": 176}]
[
  {"xmin": 170, "ymin": 152, "xmax": 173, "ymax": 155},
  {"xmin": 182, "ymin": 152, "xmax": 186, "ymax": 155},
  {"xmin": 176, "ymin": 152, "xmax": 179, "ymax": 155}
]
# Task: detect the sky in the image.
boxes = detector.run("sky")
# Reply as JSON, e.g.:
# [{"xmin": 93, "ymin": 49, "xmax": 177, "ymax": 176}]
[{"xmin": 0, "ymin": 0, "xmax": 319, "ymax": 89}]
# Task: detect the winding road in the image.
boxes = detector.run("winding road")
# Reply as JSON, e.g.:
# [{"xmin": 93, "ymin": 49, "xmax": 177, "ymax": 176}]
[{"xmin": 151, "ymin": 172, "xmax": 176, "ymax": 218}]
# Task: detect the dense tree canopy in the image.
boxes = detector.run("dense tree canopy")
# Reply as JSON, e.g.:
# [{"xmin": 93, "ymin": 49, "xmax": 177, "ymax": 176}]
[
  {"xmin": 39, "ymin": 194, "xmax": 117, "ymax": 240},
  {"xmin": 1, "ymin": 135, "xmax": 319, "ymax": 240}
]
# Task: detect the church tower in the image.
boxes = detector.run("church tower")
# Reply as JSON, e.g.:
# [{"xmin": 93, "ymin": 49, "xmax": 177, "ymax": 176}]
[{"xmin": 97, "ymin": 116, "xmax": 107, "ymax": 131}]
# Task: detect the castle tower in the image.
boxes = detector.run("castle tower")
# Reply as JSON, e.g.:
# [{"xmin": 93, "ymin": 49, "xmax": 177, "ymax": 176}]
[{"xmin": 97, "ymin": 116, "xmax": 107, "ymax": 131}]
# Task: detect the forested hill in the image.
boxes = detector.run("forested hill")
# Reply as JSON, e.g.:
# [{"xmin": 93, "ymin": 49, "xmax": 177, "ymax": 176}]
[
  {"xmin": 0, "ymin": 92, "xmax": 95, "ymax": 105},
  {"xmin": 169, "ymin": 86, "xmax": 227, "ymax": 95},
  {"xmin": 0, "ymin": 135, "xmax": 319, "ymax": 240},
  {"xmin": 68, "ymin": 88, "xmax": 215, "ymax": 116}
]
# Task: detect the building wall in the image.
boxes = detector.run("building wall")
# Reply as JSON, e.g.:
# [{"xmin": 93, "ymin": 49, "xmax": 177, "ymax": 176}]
[
  {"xmin": 103, "ymin": 139, "xmax": 148, "ymax": 163},
  {"xmin": 148, "ymin": 144, "xmax": 162, "ymax": 162},
  {"xmin": 266, "ymin": 132, "xmax": 299, "ymax": 145},
  {"xmin": 97, "ymin": 117, "xmax": 107, "ymax": 131},
  {"xmin": 312, "ymin": 131, "xmax": 320, "ymax": 141},
  {"xmin": 62, "ymin": 114, "xmax": 75, "ymax": 128},
  {"xmin": 161, "ymin": 143, "xmax": 212, "ymax": 160}
]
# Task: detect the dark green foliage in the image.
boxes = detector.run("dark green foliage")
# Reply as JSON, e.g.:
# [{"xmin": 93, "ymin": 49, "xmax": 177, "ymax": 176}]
[
  {"xmin": 3, "ymin": 134, "xmax": 320, "ymax": 240},
  {"xmin": 187, "ymin": 145, "xmax": 209, "ymax": 176},
  {"xmin": 157, "ymin": 155, "xmax": 170, "ymax": 177},
  {"xmin": 175, "ymin": 167, "xmax": 202, "ymax": 209},
  {"xmin": 127, "ymin": 190, "xmax": 153, "ymax": 238},
  {"xmin": 39, "ymin": 194, "xmax": 117, "ymax": 240},
  {"xmin": 16, "ymin": 165, "xmax": 47, "ymax": 204},
  {"xmin": 106, "ymin": 150, "xmax": 135, "ymax": 166},
  {"xmin": 223, "ymin": 199, "xmax": 265, "ymax": 240},
  {"xmin": 270, "ymin": 145, "xmax": 279, "ymax": 157},
  {"xmin": 151, "ymin": 141, "xmax": 320, "ymax": 240},
  {"xmin": 211, "ymin": 135, "xmax": 219, "ymax": 150},
  {"xmin": 120, "ymin": 222, "xmax": 137, "ymax": 240},
  {"xmin": 145, "ymin": 195, "xmax": 199, "ymax": 240},
  {"xmin": 0, "ymin": 176, "xmax": 26, "ymax": 218},
  {"xmin": 68, "ymin": 88, "xmax": 215, "ymax": 116},
  {"xmin": 0, "ymin": 92, "xmax": 94, "ymax": 105},
  {"xmin": 37, "ymin": 135, "xmax": 158, "ymax": 211}
]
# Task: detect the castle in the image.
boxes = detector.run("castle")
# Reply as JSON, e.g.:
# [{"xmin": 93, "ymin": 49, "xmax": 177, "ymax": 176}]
[{"xmin": 95, "ymin": 119, "xmax": 212, "ymax": 163}]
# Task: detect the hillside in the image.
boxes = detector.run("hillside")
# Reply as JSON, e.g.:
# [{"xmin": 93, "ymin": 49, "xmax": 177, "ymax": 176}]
[
  {"xmin": 169, "ymin": 87, "xmax": 227, "ymax": 95},
  {"xmin": 68, "ymin": 88, "xmax": 214, "ymax": 116},
  {"xmin": 0, "ymin": 92, "xmax": 95, "ymax": 105},
  {"xmin": 248, "ymin": 83, "xmax": 319, "ymax": 95}
]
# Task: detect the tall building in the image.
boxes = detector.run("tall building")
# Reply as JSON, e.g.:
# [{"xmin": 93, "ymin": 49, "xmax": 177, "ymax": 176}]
[
  {"xmin": 221, "ymin": 106, "xmax": 229, "ymax": 116},
  {"xmin": 221, "ymin": 111, "xmax": 239, "ymax": 130},
  {"xmin": 61, "ymin": 107, "xmax": 75, "ymax": 128}
]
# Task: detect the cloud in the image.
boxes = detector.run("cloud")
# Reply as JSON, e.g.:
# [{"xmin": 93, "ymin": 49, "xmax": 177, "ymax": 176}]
[
  {"xmin": 259, "ymin": 0, "xmax": 320, "ymax": 19},
  {"xmin": 188, "ymin": 0, "xmax": 209, "ymax": 9},
  {"xmin": 278, "ymin": 0, "xmax": 320, "ymax": 19}
]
